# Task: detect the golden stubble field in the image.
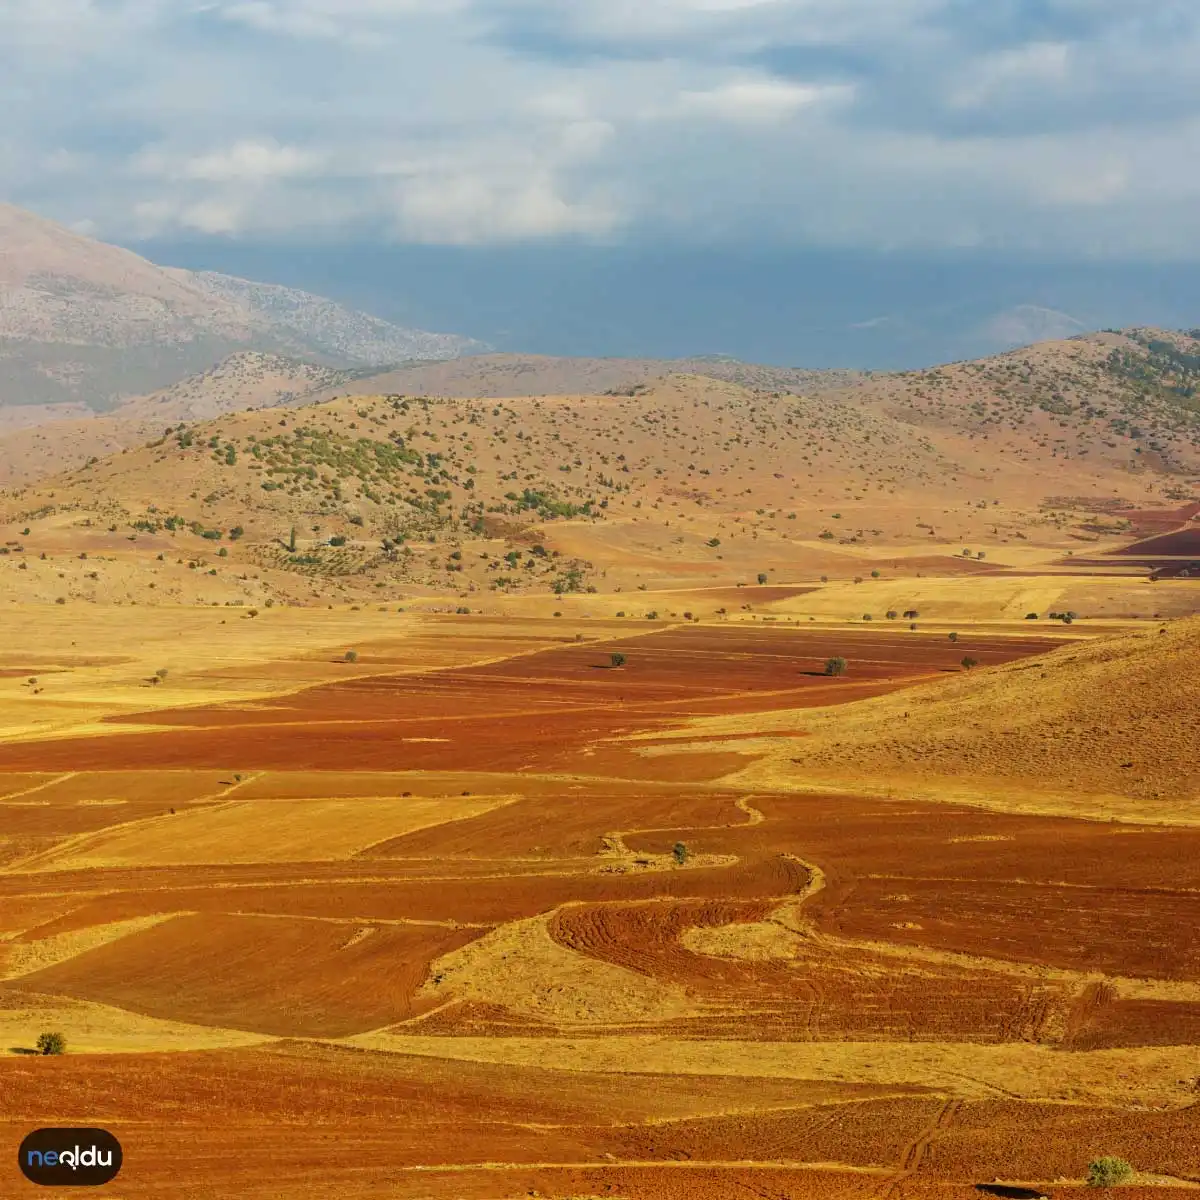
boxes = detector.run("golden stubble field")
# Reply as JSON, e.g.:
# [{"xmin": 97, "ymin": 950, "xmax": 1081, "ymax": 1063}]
[{"xmin": 1, "ymin": 599, "xmax": 1198, "ymax": 1199}]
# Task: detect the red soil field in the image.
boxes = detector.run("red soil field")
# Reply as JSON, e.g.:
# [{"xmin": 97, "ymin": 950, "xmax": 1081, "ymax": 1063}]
[
  {"xmin": 816, "ymin": 877, "xmax": 1200, "ymax": 980},
  {"xmin": 1122, "ymin": 501, "xmax": 1200, "ymax": 535},
  {"xmin": 0, "ymin": 627, "xmax": 1063, "ymax": 777},
  {"xmin": 14, "ymin": 914, "xmax": 480, "ymax": 1038},
  {"xmin": 1114, "ymin": 528, "xmax": 1200, "ymax": 556}
]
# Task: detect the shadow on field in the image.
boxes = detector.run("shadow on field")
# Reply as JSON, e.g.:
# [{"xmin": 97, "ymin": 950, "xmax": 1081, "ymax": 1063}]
[{"xmin": 975, "ymin": 1185, "xmax": 1051, "ymax": 1199}]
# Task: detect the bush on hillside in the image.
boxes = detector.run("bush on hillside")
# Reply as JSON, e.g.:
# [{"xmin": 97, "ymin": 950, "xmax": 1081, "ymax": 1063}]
[
  {"xmin": 36, "ymin": 1032, "xmax": 66, "ymax": 1056},
  {"xmin": 1087, "ymin": 1157, "xmax": 1133, "ymax": 1188}
]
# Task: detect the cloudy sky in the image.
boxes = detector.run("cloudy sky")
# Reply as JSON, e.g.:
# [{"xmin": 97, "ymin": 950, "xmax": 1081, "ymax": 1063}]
[
  {"xmin": 4, "ymin": 0, "xmax": 1199, "ymax": 254},
  {"xmin": 4, "ymin": 2, "xmax": 1200, "ymax": 361}
]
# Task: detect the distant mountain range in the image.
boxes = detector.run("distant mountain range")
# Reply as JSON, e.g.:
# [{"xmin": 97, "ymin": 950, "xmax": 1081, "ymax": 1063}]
[{"xmin": 0, "ymin": 204, "xmax": 483, "ymax": 410}]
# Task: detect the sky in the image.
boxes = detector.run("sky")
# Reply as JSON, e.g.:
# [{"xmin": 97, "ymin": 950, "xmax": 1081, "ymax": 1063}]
[{"xmin": 4, "ymin": 1, "xmax": 1200, "ymax": 363}]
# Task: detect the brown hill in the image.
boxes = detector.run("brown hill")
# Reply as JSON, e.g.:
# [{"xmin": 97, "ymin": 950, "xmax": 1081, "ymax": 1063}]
[
  {"xmin": 305, "ymin": 352, "xmax": 863, "ymax": 403},
  {"xmin": 114, "ymin": 353, "xmax": 357, "ymax": 423},
  {"xmin": 0, "ymin": 352, "xmax": 375, "ymax": 485},
  {"xmin": 0, "ymin": 357, "xmax": 1197, "ymax": 609},
  {"xmin": 853, "ymin": 328, "xmax": 1200, "ymax": 478}
]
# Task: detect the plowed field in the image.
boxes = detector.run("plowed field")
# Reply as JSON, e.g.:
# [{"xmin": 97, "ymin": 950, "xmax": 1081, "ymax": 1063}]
[{"xmin": 2, "ymin": 617, "xmax": 1197, "ymax": 1198}]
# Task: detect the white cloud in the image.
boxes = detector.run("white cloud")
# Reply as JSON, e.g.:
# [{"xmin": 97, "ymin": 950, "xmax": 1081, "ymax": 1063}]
[
  {"xmin": 1, "ymin": 0, "xmax": 1200, "ymax": 255},
  {"xmin": 176, "ymin": 141, "xmax": 321, "ymax": 184},
  {"xmin": 395, "ymin": 171, "xmax": 619, "ymax": 243},
  {"xmin": 674, "ymin": 79, "xmax": 851, "ymax": 124}
]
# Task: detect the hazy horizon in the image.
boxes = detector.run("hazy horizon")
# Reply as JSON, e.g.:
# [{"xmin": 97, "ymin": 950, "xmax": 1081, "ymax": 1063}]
[{"xmin": 130, "ymin": 236, "xmax": 1200, "ymax": 370}]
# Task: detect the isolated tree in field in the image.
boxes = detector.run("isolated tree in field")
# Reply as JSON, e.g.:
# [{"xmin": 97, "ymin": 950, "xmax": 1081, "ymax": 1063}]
[
  {"xmin": 36, "ymin": 1031, "xmax": 66, "ymax": 1056},
  {"xmin": 948, "ymin": 631, "xmax": 959, "ymax": 642},
  {"xmin": 610, "ymin": 652, "xmax": 626, "ymax": 668},
  {"xmin": 825, "ymin": 656, "xmax": 848, "ymax": 676},
  {"xmin": 287, "ymin": 525, "xmax": 298, "ymax": 553},
  {"xmin": 757, "ymin": 572, "xmax": 768, "ymax": 585},
  {"xmin": 961, "ymin": 656, "xmax": 979, "ymax": 670},
  {"xmin": 672, "ymin": 842, "xmax": 689, "ymax": 865},
  {"xmin": 344, "ymin": 649, "xmax": 358, "ymax": 663},
  {"xmin": 1087, "ymin": 1157, "xmax": 1133, "ymax": 1188}
]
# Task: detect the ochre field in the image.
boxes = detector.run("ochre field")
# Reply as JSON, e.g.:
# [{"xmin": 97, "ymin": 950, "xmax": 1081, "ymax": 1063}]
[{"xmin": 2, "ymin": 601, "xmax": 1198, "ymax": 1198}]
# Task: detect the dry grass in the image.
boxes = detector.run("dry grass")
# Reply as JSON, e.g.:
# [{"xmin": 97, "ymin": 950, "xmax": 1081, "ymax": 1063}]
[
  {"xmin": 419, "ymin": 913, "xmax": 696, "ymax": 1026},
  {"xmin": 344, "ymin": 1033, "xmax": 1200, "ymax": 1108},
  {"xmin": 0, "ymin": 987, "xmax": 271, "ymax": 1053},
  {"xmin": 25, "ymin": 794, "xmax": 520, "ymax": 869}
]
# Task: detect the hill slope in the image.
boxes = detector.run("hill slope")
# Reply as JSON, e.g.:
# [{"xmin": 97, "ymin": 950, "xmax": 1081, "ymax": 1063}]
[
  {"xmin": 0, "ymin": 356, "xmax": 1196, "ymax": 608},
  {"xmin": 307, "ymin": 353, "xmax": 864, "ymax": 403},
  {"xmin": 678, "ymin": 616, "xmax": 1200, "ymax": 817},
  {"xmin": 790, "ymin": 616, "xmax": 1200, "ymax": 808},
  {"xmin": 0, "ymin": 204, "xmax": 479, "ymax": 410}
]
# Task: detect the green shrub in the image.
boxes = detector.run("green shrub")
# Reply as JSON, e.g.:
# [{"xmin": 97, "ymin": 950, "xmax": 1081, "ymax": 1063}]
[
  {"xmin": 1087, "ymin": 1157, "xmax": 1134, "ymax": 1188},
  {"xmin": 672, "ymin": 842, "xmax": 689, "ymax": 865},
  {"xmin": 344, "ymin": 649, "xmax": 358, "ymax": 663},
  {"xmin": 824, "ymin": 657, "xmax": 848, "ymax": 676},
  {"xmin": 610, "ymin": 653, "xmax": 626, "ymax": 668},
  {"xmin": 36, "ymin": 1031, "xmax": 66, "ymax": 1055},
  {"xmin": 961, "ymin": 656, "xmax": 979, "ymax": 670}
]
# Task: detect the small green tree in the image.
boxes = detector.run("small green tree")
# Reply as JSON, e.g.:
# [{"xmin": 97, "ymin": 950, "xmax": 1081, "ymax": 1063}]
[
  {"xmin": 757, "ymin": 572, "xmax": 768, "ymax": 585},
  {"xmin": 824, "ymin": 656, "xmax": 848, "ymax": 676},
  {"xmin": 948, "ymin": 631, "xmax": 959, "ymax": 642},
  {"xmin": 672, "ymin": 842, "xmax": 689, "ymax": 865},
  {"xmin": 36, "ymin": 1031, "xmax": 66, "ymax": 1056},
  {"xmin": 961, "ymin": 656, "xmax": 979, "ymax": 670},
  {"xmin": 610, "ymin": 652, "xmax": 626, "ymax": 668},
  {"xmin": 287, "ymin": 526, "xmax": 298, "ymax": 553},
  {"xmin": 344, "ymin": 649, "xmax": 358, "ymax": 663},
  {"xmin": 1087, "ymin": 1157, "xmax": 1134, "ymax": 1188}
]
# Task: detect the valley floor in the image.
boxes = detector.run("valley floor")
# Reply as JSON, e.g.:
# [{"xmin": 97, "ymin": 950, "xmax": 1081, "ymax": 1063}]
[{"xmin": 1, "ymin": 603, "xmax": 1197, "ymax": 1197}]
